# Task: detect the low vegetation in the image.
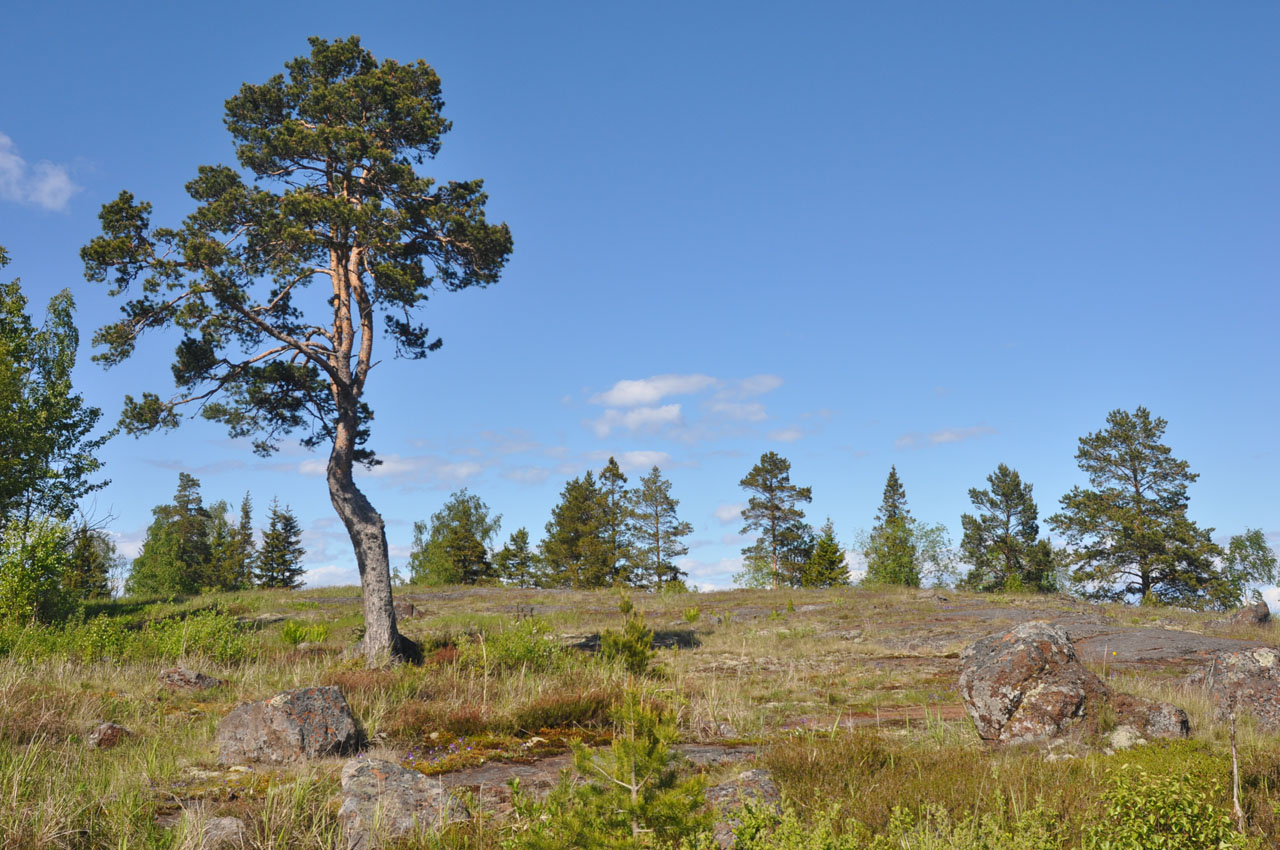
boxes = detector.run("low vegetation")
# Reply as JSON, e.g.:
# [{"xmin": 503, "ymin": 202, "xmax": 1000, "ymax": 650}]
[{"xmin": 0, "ymin": 583, "xmax": 1273, "ymax": 848}]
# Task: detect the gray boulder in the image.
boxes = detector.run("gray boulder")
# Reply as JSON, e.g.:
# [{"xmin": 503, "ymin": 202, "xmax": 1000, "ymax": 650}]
[
  {"xmin": 87, "ymin": 721, "xmax": 130, "ymax": 749},
  {"xmin": 1185, "ymin": 647, "xmax": 1280, "ymax": 729},
  {"xmin": 959, "ymin": 621, "xmax": 1188, "ymax": 745},
  {"xmin": 216, "ymin": 686, "xmax": 359, "ymax": 765},
  {"xmin": 339, "ymin": 757, "xmax": 468, "ymax": 850}
]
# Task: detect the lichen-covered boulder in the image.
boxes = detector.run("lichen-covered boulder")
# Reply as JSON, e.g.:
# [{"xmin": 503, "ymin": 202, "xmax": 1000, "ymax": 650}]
[
  {"xmin": 1185, "ymin": 647, "xmax": 1280, "ymax": 729},
  {"xmin": 960, "ymin": 621, "xmax": 1188, "ymax": 745},
  {"xmin": 706, "ymin": 768, "xmax": 781, "ymax": 849},
  {"xmin": 1230, "ymin": 602, "xmax": 1271, "ymax": 627},
  {"xmin": 87, "ymin": 721, "xmax": 130, "ymax": 749},
  {"xmin": 339, "ymin": 758, "xmax": 468, "ymax": 850},
  {"xmin": 216, "ymin": 686, "xmax": 359, "ymax": 765}
]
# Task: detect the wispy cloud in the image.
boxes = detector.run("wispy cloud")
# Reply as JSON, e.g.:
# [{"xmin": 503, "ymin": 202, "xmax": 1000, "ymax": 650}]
[
  {"xmin": 706, "ymin": 400, "xmax": 767, "ymax": 422},
  {"xmin": 0, "ymin": 133, "xmax": 80, "ymax": 211},
  {"xmin": 675, "ymin": 555, "xmax": 743, "ymax": 590},
  {"xmin": 713, "ymin": 502, "xmax": 745, "ymax": 525},
  {"xmin": 591, "ymin": 374, "xmax": 716, "ymax": 407},
  {"xmin": 299, "ymin": 454, "xmax": 484, "ymax": 487},
  {"xmin": 896, "ymin": 425, "xmax": 997, "ymax": 449},
  {"xmin": 585, "ymin": 404, "xmax": 683, "ymax": 438},
  {"xmin": 768, "ymin": 426, "xmax": 804, "ymax": 443}
]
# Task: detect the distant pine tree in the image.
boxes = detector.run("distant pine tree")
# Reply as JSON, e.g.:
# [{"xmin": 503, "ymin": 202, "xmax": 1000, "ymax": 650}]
[
  {"xmin": 542, "ymin": 472, "xmax": 610, "ymax": 588},
  {"xmin": 803, "ymin": 519, "xmax": 849, "ymax": 587},
  {"xmin": 626, "ymin": 466, "xmax": 693, "ymax": 589},
  {"xmin": 256, "ymin": 500, "xmax": 306, "ymax": 589},
  {"xmin": 864, "ymin": 467, "xmax": 919, "ymax": 586},
  {"xmin": 738, "ymin": 452, "xmax": 812, "ymax": 590},
  {"xmin": 598, "ymin": 457, "xmax": 632, "ymax": 585},
  {"xmin": 495, "ymin": 527, "xmax": 543, "ymax": 587}
]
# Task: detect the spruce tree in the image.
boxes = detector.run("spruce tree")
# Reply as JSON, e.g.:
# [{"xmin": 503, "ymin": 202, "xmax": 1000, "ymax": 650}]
[
  {"xmin": 495, "ymin": 527, "xmax": 542, "ymax": 587},
  {"xmin": 960, "ymin": 464, "xmax": 1055, "ymax": 592},
  {"xmin": 738, "ymin": 452, "xmax": 813, "ymax": 590},
  {"xmin": 803, "ymin": 519, "xmax": 849, "ymax": 587},
  {"xmin": 626, "ymin": 466, "xmax": 693, "ymax": 589},
  {"xmin": 234, "ymin": 493, "xmax": 256, "ymax": 587},
  {"xmin": 127, "ymin": 473, "xmax": 213, "ymax": 596},
  {"xmin": 256, "ymin": 500, "xmax": 306, "ymax": 588},
  {"xmin": 864, "ymin": 466, "xmax": 920, "ymax": 586},
  {"xmin": 542, "ymin": 472, "xmax": 610, "ymax": 588},
  {"xmin": 63, "ymin": 523, "xmax": 119, "ymax": 599},
  {"xmin": 598, "ymin": 457, "xmax": 633, "ymax": 586},
  {"xmin": 1049, "ymin": 407, "xmax": 1222, "ymax": 605}
]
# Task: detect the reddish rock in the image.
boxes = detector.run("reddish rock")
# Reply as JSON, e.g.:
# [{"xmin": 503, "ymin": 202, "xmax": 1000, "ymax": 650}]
[
  {"xmin": 1185, "ymin": 647, "xmax": 1280, "ymax": 729},
  {"xmin": 959, "ymin": 621, "xmax": 1188, "ymax": 745},
  {"xmin": 216, "ymin": 686, "xmax": 360, "ymax": 766},
  {"xmin": 1230, "ymin": 602, "xmax": 1271, "ymax": 627}
]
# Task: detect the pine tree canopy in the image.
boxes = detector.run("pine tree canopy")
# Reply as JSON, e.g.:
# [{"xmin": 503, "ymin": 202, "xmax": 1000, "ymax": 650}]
[
  {"xmin": 960, "ymin": 464, "xmax": 1055, "ymax": 592},
  {"xmin": 626, "ymin": 466, "xmax": 693, "ymax": 589},
  {"xmin": 408, "ymin": 489, "xmax": 501, "ymax": 585},
  {"xmin": 256, "ymin": 499, "xmax": 306, "ymax": 588},
  {"xmin": 738, "ymin": 451, "xmax": 812, "ymax": 590},
  {"xmin": 1049, "ymin": 407, "xmax": 1222, "ymax": 605}
]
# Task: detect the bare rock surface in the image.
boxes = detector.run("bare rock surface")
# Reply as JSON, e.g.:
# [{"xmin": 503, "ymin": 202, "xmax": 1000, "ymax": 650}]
[
  {"xmin": 706, "ymin": 768, "xmax": 781, "ymax": 849},
  {"xmin": 216, "ymin": 686, "xmax": 359, "ymax": 766},
  {"xmin": 189, "ymin": 814, "xmax": 246, "ymax": 849},
  {"xmin": 339, "ymin": 757, "xmax": 468, "ymax": 850},
  {"xmin": 160, "ymin": 667, "xmax": 225, "ymax": 691},
  {"xmin": 87, "ymin": 721, "xmax": 130, "ymax": 749},
  {"xmin": 1185, "ymin": 647, "xmax": 1280, "ymax": 729},
  {"xmin": 959, "ymin": 621, "xmax": 1189, "ymax": 745}
]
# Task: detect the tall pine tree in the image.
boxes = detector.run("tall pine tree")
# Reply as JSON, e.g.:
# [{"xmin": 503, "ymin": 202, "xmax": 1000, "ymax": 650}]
[
  {"xmin": 127, "ymin": 473, "xmax": 213, "ymax": 596},
  {"xmin": 626, "ymin": 466, "xmax": 693, "ymax": 589},
  {"xmin": 598, "ymin": 457, "xmax": 633, "ymax": 586},
  {"xmin": 1049, "ymin": 407, "xmax": 1221, "ymax": 605},
  {"xmin": 256, "ymin": 500, "xmax": 306, "ymax": 588},
  {"xmin": 494, "ymin": 527, "xmax": 543, "ymax": 588},
  {"xmin": 738, "ymin": 452, "xmax": 812, "ymax": 590}
]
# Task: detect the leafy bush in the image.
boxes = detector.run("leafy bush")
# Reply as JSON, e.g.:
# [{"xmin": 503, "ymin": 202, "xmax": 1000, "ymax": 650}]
[
  {"xmin": 1085, "ymin": 764, "xmax": 1245, "ymax": 850},
  {"xmin": 280, "ymin": 620, "xmax": 330, "ymax": 646},
  {"xmin": 139, "ymin": 608, "xmax": 250, "ymax": 664},
  {"xmin": 0, "ymin": 519, "xmax": 77, "ymax": 624}
]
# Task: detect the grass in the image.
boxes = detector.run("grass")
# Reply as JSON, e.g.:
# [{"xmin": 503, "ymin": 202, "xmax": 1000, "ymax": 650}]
[{"xmin": 0, "ymin": 583, "xmax": 1273, "ymax": 847}]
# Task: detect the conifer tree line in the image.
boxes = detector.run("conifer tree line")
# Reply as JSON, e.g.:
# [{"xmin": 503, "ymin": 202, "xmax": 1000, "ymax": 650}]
[
  {"xmin": 408, "ymin": 460, "xmax": 695, "ymax": 590},
  {"xmin": 127, "ymin": 474, "xmax": 306, "ymax": 595}
]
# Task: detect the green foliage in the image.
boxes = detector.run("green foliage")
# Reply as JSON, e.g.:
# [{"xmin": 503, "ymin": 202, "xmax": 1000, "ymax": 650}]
[
  {"xmin": 457, "ymin": 617, "xmax": 562, "ymax": 674},
  {"xmin": 1050, "ymin": 407, "xmax": 1223, "ymax": 606},
  {"xmin": 543, "ymin": 471, "xmax": 611, "ymax": 588},
  {"xmin": 0, "ymin": 251, "xmax": 108, "ymax": 534},
  {"xmin": 1217, "ymin": 528, "xmax": 1278, "ymax": 610},
  {"xmin": 495, "ymin": 527, "xmax": 544, "ymax": 587},
  {"xmin": 601, "ymin": 599, "xmax": 655, "ymax": 677},
  {"xmin": 0, "ymin": 606, "xmax": 250, "ymax": 664},
  {"xmin": 960, "ymin": 464, "xmax": 1057, "ymax": 593},
  {"xmin": 800, "ymin": 519, "xmax": 849, "ymax": 588},
  {"xmin": 0, "ymin": 519, "xmax": 77, "ymax": 624},
  {"xmin": 599, "ymin": 457, "xmax": 634, "ymax": 586},
  {"xmin": 280, "ymin": 620, "xmax": 329, "ymax": 646},
  {"xmin": 738, "ymin": 452, "xmax": 813, "ymax": 590},
  {"xmin": 409, "ymin": 489, "xmax": 501, "ymax": 585},
  {"xmin": 511, "ymin": 690, "xmax": 710, "ymax": 849},
  {"xmin": 255, "ymin": 499, "xmax": 306, "ymax": 588},
  {"xmin": 1085, "ymin": 765, "xmax": 1245, "ymax": 850},
  {"xmin": 627, "ymin": 466, "xmax": 693, "ymax": 589},
  {"xmin": 862, "ymin": 469, "xmax": 956, "ymax": 587},
  {"xmin": 63, "ymin": 523, "xmax": 122, "ymax": 600}
]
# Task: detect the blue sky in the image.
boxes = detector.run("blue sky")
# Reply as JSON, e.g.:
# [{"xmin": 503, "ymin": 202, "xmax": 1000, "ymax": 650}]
[{"xmin": 2, "ymin": 2, "xmax": 1276, "ymax": 591}]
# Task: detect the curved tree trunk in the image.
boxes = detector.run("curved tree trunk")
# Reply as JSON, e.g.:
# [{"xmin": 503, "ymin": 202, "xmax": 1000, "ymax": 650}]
[{"xmin": 328, "ymin": 408, "xmax": 416, "ymax": 665}]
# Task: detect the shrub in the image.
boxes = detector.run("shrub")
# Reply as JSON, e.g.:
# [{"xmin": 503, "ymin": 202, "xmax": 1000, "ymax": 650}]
[
  {"xmin": 510, "ymin": 687, "xmax": 618, "ymax": 733},
  {"xmin": 601, "ymin": 599, "xmax": 654, "ymax": 676},
  {"xmin": 0, "ymin": 519, "xmax": 77, "ymax": 624},
  {"xmin": 140, "ymin": 608, "xmax": 250, "ymax": 664},
  {"xmin": 1085, "ymin": 764, "xmax": 1246, "ymax": 850},
  {"xmin": 281, "ymin": 620, "xmax": 330, "ymax": 646},
  {"xmin": 458, "ymin": 618, "xmax": 561, "ymax": 674}
]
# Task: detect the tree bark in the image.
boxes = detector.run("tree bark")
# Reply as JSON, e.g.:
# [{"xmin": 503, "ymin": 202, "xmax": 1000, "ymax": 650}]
[{"xmin": 327, "ymin": 406, "xmax": 416, "ymax": 664}]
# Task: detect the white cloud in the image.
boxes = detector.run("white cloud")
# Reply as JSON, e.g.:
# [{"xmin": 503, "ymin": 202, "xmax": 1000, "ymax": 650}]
[
  {"xmin": 299, "ymin": 453, "xmax": 484, "ymax": 486},
  {"xmin": 675, "ymin": 555, "xmax": 743, "ymax": 590},
  {"xmin": 721, "ymin": 374, "xmax": 783, "ymax": 399},
  {"xmin": 586, "ymin": 404, "xmax": 683, "ymax": 437},
  {"xmin": 714, "ymin": 502, "xmax": 746, "ymax": 525},
  {"xmin": 896, "ymin": 425, "xmax": 997, "ymax": 450},
  {"xmin": 591, "ymin": 374, "xmax": 716, "ymax": 407},
  {"xmin": 0, "ymin": 133, "xmax": 80, "ymax": 211},
  {"xmin": 768, "ymin": 426, "xmax": 804, "ymax": 443},
  {"xmin": 706, "ymin": 400, "xmax": 768, "ymax": 422},
  {"xmin": 501, "ymin": 465, "xmax": 552, "ymax": 485},
  {"xmin": 303, "ymin": 564, "xmax": 360, "ymax": 588},
  {"xmin": 616, "ymin": 450, "xmax": 673, "ymax": 471}
]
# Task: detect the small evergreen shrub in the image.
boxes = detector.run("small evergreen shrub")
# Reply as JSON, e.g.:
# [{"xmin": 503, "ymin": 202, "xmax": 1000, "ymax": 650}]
[{"xmin": 601, "ymin": 598, "xmax": 654, "ymax": 676}]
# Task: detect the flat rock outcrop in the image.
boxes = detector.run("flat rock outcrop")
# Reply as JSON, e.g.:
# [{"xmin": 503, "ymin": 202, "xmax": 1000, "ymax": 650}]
[
  {"xmin": 959, "ymin": 621, "xmax": 1188, "ymax": 745},
  {"xmin": 1185, "ymin": 647, "xmax": 1280, "ymax": 729},
  {"xmin": 216, "ymin": 686, "xmax": 359, "ymax": 765},
  {"xmin": 339, "ymin": 757, "xmax": 468, "ymax": 850}
]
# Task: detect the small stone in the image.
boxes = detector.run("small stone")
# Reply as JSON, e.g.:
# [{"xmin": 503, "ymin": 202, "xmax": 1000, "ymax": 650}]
[
  {"xmin": 1108, "ymin": 725, "xmax": 1146, "ymax": 751},
  {"xmin": 87, "ymin": 721, "xmax": 130, "ymax": 749},
  {"xmin": 160, "ymin": 667, "xmax": 225, "ymax": 691}
]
